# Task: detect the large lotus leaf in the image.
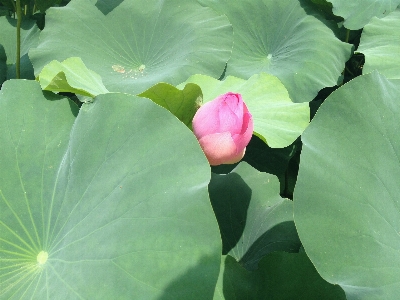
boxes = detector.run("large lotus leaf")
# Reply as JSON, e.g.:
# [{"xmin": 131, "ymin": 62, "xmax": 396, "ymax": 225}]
[
  {"xmin": 37, "ymin": 57, "xmax": 109, "ymax": 97},
  {"xmin": 0, "ymin": 16, "xmax": 40, "ymax": 80},
  {"xmin": 0, "ymin": 80, "xmax": 221, "ymax": 299},
  {"xmin": 358, "ymin": 8, "xmax": 400, "ymax": 80},
  {"xmin": 213, "ymin": 253, "xmax": 346, "ymax": 299},
  {"xmin": 198, "ymin": 0, "xmax": 352, "ymax": 103},
  {"xmin": 138, "ymin": 82, "xmax": 202, "ymax": 129},
  {"xmin": 209, "ymin": 162, "xmax": 300, "ymax": 271},
  {"xmin": 29, "ymin": 0, "xmax": 233, "ymax": 95},
  {"xmin": 178, "ymin": 73, "xmax": 309, "ymax": 148},
  {"xmin": 294, "ymin": 72, "xmax": 400, "ymax": 299},
  {"xmin": 327, "ymin": 0, "xmax": 400, "ymax": 29}
]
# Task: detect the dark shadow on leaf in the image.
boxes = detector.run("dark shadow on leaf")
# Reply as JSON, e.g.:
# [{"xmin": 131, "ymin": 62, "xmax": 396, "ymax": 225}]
[
  {"xmin": 220, "ymin": 252, "xmax": 347, "ymax": 300},
  {"xmin": 298, "ymin": 0, "xmax": 344, "ymax": 36},
  {"xmin": 238, "ymin": 221, "xmax": 301, "ymax": 271},
  {"xmin": 221, "ymin": 255, "xmax": 260, "ymax": 299},
  {"xmin": 43, "ymin": 90, "xmax": 79, "ymax": 117},
  {"xmin": 208, "ymin": 172, "xmax": 252, "ymax": 254},
  {"xmin": 0, "ymin": 45, "xmax": 6, "ymax": 86},
  {"xmin": 243, "ymin": 135, "xmax": 299, "ymax": 193},
  {"xmin": 5, "ymin": 16, "xmax": 37, "ymax": 29},
  {"xmin": 211, "ymin": 162, "xmax": 239, "ymax": 174},
  {"xmin": 6, "ymin": 53, "xmax": 35, "ymax": 80},
  {"xmin": 157, "ymin": 254, "xmax": 220, "ymax": 300},
  {"xmin": 95, "ymin": 0, "xmax": 124, "ymax": 15}
]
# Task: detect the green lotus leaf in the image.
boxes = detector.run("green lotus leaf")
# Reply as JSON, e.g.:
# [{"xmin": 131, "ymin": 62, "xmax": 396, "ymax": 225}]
[
  {"xmin": 209, "ymin": 162, "xmax": 300, "ymax": 271},
  {"xmin": 0, "ymin": 16, "xmax": 40, "ymax": 81},
  {"xmin": 179, "ymin": 73, "xmax": 309, "ymax": 148},
  {"xmin": 29, "ymin": 0, "xmax": 233, "ymax": 95},
  {"xmin": 198, "ymin": 0, "xmax": 352, "ymax": 103},
  {"xmin": 213, "ymin": 253, "xmax": 346, "ymax": 299},
  {"xmin": 358, "ymin": 8, "xmax": 400, "ymax": 79},
  {"xmin": 138, "ymin": 82, "xmax": 202, "ymax": 129},
  {"xmin": 327, "ymin": 0, "xmax": 400, "ymax": 29},
  {"xmin": 36, "ymin": 57, "xmax": 109, "ymax": 97},
  {"xmin": 294, "ymin": 71, "xmax": 400, "ymax": 299},
  {"xmin": 0, "ymin": 80, "xmax": 221, "ymax": 299}
]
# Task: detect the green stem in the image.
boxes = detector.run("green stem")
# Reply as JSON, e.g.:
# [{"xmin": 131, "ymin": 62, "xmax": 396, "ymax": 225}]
[
  {"xmin": 16, "ymin": 0, "xmax": 22, "ymax": 79},
  {"xmin": 345, "ymin": 29, "xmax": 350, "ymax": 43}
]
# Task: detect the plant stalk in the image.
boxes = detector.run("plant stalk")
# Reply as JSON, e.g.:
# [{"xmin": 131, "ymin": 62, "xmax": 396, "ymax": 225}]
[{"xmin": 345, "ymin": 29, "xmax": 350, "ymax": 43}]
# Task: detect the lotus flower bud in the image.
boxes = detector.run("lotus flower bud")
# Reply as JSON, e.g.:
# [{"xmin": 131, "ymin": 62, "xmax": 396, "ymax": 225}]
[{"xmin": 192, "ymin": 92, "xmax": 253, "ymax": 166}]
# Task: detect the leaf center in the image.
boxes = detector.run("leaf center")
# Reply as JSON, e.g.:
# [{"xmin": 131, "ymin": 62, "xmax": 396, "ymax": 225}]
[{"xmin": 37, "ymin": 251, "xmax": 48, "ymax": 265}]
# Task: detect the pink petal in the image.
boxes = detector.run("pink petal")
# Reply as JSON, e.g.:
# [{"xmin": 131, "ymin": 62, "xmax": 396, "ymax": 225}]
[
  {"xmin": 193, "ymin": 93, "xmax": 246, "ymax": 139},
  {"xmin": 241, "ymin": 102, "xmax": 251, "ymax": 133},
  {"xmin": 218, "ymin": 93, "xmax": 243, "ymax": 133},
  {"xmin": 232, "ymin": 109, "xmax": 254, "ymax": 151},
  {"xmin": 198, "ymin": 132, "xmax": 245, "ymax": 166},
  {"xmin": 192, "ymin": 100, "xmax": 221, "ymax": 138}
]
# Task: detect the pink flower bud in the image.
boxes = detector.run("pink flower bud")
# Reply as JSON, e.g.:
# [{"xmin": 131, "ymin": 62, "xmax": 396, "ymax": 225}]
[{"xmin": 192, "ymin": 92, "xmax": 253, "ymax": 166}]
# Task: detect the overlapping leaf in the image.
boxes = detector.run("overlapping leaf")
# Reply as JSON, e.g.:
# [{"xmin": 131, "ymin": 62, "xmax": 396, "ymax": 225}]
[
  {"xmin": 139, "ymin": 82, "xmax": 202, "ymax": 129},
  {"xmin": 294, "ymin": 72, "xmax": 400, "ymax": 299},
  {"xmin": 0, "ymin": 80, "xmax": 221, "ymax": 299},
  {"xmin": 213, "ymin": 253, "xmax": 345, "ymax": 299},
  {"xmin": 36, "ymin": 57, "xmax": 109, "ymax": 97},
  {"xmin": 199, "ymin": 0, "xmax": 352, "ymax": 103},
  {"xmin": 179, "ymin": 73, "xmax": 309, "ymax": 148},
  {"xmin": 358, "ymin": 8, "xmax": 400, "ymax": 79},
  {"xmin": 327, "ymin": 0, "xmax": 400, "ymax": 29},
  {"xmin": 209, "ymin": 162, "xmax": 300, "ymax": 271},
  {"xmin": 29, "ymin": 0, "xmax": 233, "ymax": 95},
  {"xmin": 243, "ymin": 135, "xmax": 300, "ymax": 194}
]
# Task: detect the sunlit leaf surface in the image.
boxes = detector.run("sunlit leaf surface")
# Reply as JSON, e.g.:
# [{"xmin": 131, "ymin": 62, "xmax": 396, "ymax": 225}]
[
  {"xmin": 29, "ymin": 0, "xmax": 233, "ymax": 94},
  {"xmin": 0, "ymin": 80, "xmax": 221, "ymax": 299},
  {"xmin": 358, "ymin": 8, "xmax": 400, "ymax": 79},
  {"xmin": 295, "ymin": 72, "xmax": 400, "ymax": 299},
  {"xmin": 199, "ymin": 0, "xmax": 352, "ymax": 102}
]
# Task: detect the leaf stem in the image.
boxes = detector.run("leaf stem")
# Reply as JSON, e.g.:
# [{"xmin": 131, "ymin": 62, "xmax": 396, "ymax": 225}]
[
  {"xmin": 16, "ymin": 0, "xmax": 22, "ymax": 79},
  {"xmin": 345, "ymin": 29, "xmax": 350, "ymax": 43}
]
